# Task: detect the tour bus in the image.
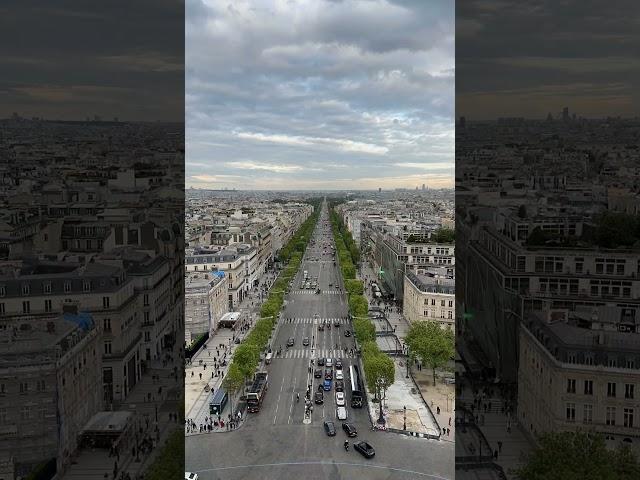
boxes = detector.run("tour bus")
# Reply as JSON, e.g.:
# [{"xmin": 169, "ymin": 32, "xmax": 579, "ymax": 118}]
[
  {"xmin": 209, "ymin": 388, "xmax": 228, "ymax": 415},
  {"xmin": 349, "ymin": 365, "xmax": 364, "ymax": 408}
]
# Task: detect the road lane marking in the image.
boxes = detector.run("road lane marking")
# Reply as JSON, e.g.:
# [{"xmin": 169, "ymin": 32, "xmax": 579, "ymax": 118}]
[{"xmin": 194, "ymin": 462, "xmax": 452, "ymax": 479}]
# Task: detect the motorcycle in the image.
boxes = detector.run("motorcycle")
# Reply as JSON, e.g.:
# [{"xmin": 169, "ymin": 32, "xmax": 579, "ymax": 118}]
[{"xmin": 344, "ymin": 441, "xmax": 349, "ymax": 451}]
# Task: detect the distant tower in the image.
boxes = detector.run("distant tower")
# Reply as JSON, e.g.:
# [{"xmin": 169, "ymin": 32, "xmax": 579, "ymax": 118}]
[
  {"xmin": 562, "ymin": 107, "xmax": 569, "ymax": 122},
  {"xmin": 378, "ymin": 187, "xmax": 381, "ymax": 193},
  {"xmin": 422, "ymin": 183, "xmax": 426, "ymax": 190}
]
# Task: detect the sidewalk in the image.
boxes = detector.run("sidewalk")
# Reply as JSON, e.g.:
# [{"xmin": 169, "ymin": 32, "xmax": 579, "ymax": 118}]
[
  {"xmin": 184, "ymin": 267, "xmax": 281, "ymax": 435},
  {"xmin": 358, "ymin": 259, "xmax": 455, "ymax": 441}
]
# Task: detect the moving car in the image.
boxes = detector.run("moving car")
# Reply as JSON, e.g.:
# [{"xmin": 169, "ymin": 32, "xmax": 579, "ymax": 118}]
[
  {"xmin": 336, "ymin": 406, "xmax": 347, "ymax": 420},
  {"xmin": 334, "ymin": 319, "xmax": 340, "ymax": 327},
  {"xmin": 185, "ymin": 473, "xmax": 199, "ymax": 480},
  {"xmin": 234, "ymin": 337, "xmax": 241, "ymax": 344},
  {"xmin": 344, "ymin": 330, "xmax": 351, "ymax": 337},
  {"xmin": 325, "ymin": 358, "xmax": 333, "ymax": 368},
  {"xmin": 335, "ymin": 359, "xmax": 343, "ymax": 369},
  {"xmin": 335, "ymin": 391, "xmax": 345, "ymax": 406},
  {"xmin": 303, "ymin": 337, "xmax": 310, "ymax": 346},
  {"xmin": 342, "ymin": 422, "xmax": 358, "ymax": 437},
  {"xmin": 354, "ymin": 441, "xmax": 375, "ymax": 458},
  {"xmin": 324, "ymin": 369, "xmax": 333, "ymax": 380},
  {"xmin": 286, "ymin": 337, "xmax": 294, "ymax": 347},
  {"xmin": 314, "ymin": 391, "xmax": 324, "ymax": 404},
  {"xmin": 335, "ymin": 379, "xmax": 345, "ymax": 392},
  {"xmin": 323, "ymin": 379, "xmax": 332, "ymax": 391},
  {"xmin": 323, "ymin": 420, "xmax": 336, "ymax": 436},
  {"xmin": 335, "ymin": 370, "xmax": 344, "ymax": 381},
  {"xmin": 314, "ymin": 368, "xmax": 323, "ymax": 378},
  {"xmin": 317, "ymin": 357, "xmax": 325, "ymax": 366}
]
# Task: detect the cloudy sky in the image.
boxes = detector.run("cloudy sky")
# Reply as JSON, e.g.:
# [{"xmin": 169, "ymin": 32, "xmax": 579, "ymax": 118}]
[
  {"xmin": 186, "ymin": 0, "xmax": 454, "ymax": 190},
  {"xmin": 0, "ymin": 0, "xmax": 184, "ymax": 121},
  {"xmin": 457, "ymin": 0, "xmax": 640, "ymax": 120}
]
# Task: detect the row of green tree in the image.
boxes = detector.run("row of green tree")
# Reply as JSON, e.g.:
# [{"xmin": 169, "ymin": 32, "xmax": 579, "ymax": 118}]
[
  {"xmin": 221, "ymin": 201, "xmax": 322, "ymax": 403},
  {"xmin": 329, "ymin": 205, "xmax": 395, "ymax": 405}
]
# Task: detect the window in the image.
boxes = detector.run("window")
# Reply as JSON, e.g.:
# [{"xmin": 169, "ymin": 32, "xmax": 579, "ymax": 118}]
[
  {"xmin": 625, "ymin": 384, "xmax": 635, "ymax": 399},
  {"xmin": 22, "ymin": 301, "xmax": 30, "ymax": 314},
  {"xmin": 608, "ymin": 382, "xmax": 617, "ymax": 397},
  {"xmin": 36, "ymin": 380, "xmax": 45, "ymax": 392},
  {"xmin": 583, "ymin": 404, "xmax": 593, "ymax": 424},
  {"xmin": 64, "ymin": 281, "xmax": 71, "ymax": 293},
  {"xmin": 102, "ymin": 296, "xmax": 110, "ymax": 308},
  {"xmin": 0, "ymin": 286, "xmax": 4, "ymax": 297},
  {"xmin": 0, "ymin": 303, "xmax": 4, "ymax": 315},
  {"xmin": 0, "ymin": 383, "xmax": 5, "ymax": 394},
  {"xmin": 104, "ymin": 341, "xmax": 112, "ymax": 355},
  {"xmin": 566, "ymin": 403, "xmax": 576, "ymax": 422},
  {"xmin": 83, "ymin": 281, "xmax": 91, "ymax": 292},
  {"xmin": 43, "ymin": 282, "xmax": 52, "ymax": 294},
  {"xmin": 22, "ymin": 284, "xmax": 30, "ymax": 295},
  {"xmin": 606, "ymin": 406, "xmax": 616, "ymax": 426},
  {"xmin": 144, "ymin": 331, "xmax": 151, "ymax": 342},
  {"xmin": 103, "ymin": 318, "xmax": 111, "ymax": 332},
  {"xmin": 0, "ymin": 408, "xmax": 6, "ymax": 424},
  {"xmin": 144, "ymin": 311, "xmax": 150, "ymax": 324},
  {"xmin": 626, "ymin": 359, "xmax": 635, "ymax": 369},
  {"xmin": 431, "ymin": 299, "xmax": 436, "ymax": 306},
  {"xmin": 584, "ymin": 380, "xmax": 593, "ymax": 395},
  {"xmin": 19, "ymin": 382, "xmax": 28, "ymax": 394},
  {"xmin": 144, "ymin": 294, "xmax": 149, "ymax": 306},
  {"xmin": 20, "ymin": 406, "xmax": 31, "ymax": 420},
  {"xmin": 44, "ymin": 299, "xmax": 52, "ymax": 312},
  {"xmin": 567, "ymin": 379, "xmax": 576, "ymax": 393},
  {"xmin": 624, "ymin": 408, "xmax": 634, "ymax": 428},
  {"xmin": 441, "ymin": 300, "xmax": 446, "ymax": 307}
]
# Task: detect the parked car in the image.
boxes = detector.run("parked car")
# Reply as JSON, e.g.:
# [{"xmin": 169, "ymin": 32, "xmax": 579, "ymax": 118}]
[
  {"xmin": 314, "ymin": 391, "xmax": 324, "ymax": 404},
  {"xmin": 354, "ymin": 441, "xmax": 375, "ymax": 458},
  {"xmin": 342, "ymin": 422, "xmax": 358, "ymax": 437},
  {"xmin": 335, "ymin": 359, "xmax": 343, "ymax": 369},
  {"xmin": 317, "ymin": 357, "xmax": 325, "ymax": 366},
  {"xmin": 325, "ymin": 358, "xmax": 333, "ymax": 368},
  {"xmin": 323, "ymin": 420, "xmax": 336, "ymax": 436},
  {"xmin": 336, "ymin": 406, "xmax": 347, "ymax": 420},
  {"xmin": 314, "ymin": 369, "xmax": 323, "ymax": 378}
]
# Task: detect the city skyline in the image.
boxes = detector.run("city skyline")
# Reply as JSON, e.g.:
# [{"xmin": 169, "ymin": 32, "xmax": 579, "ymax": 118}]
[{"xmin": 186, "ymin": 0, "xmax": 454, "ymax": 191}]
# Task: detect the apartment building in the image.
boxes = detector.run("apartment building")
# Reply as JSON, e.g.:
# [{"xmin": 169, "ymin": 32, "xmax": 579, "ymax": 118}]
[
  {"xmin": 404, "ymin": 270, "xmax": 455, "ymax": 328},
  {"xmin": 185, "ymin": 248, "xmax": 246, "ymax": 308},
  {"xmin": 0, "ymin": 313, "xmax": 101, "ymax": 477},
  {"xmin": 518, "ymin": 307, "xmax": 639, "ymax": 446}
]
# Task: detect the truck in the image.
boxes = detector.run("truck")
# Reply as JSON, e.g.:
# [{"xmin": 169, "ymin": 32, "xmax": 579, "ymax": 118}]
[{"xmin": 246, "ymin": 372, "xmax": 269, "ymax": 413}]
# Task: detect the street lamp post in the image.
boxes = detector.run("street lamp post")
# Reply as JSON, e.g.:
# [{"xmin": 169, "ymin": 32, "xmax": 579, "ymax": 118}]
[
  {"xmin": 403, "ymin": 405, "xmax": 407, "ymax": 431},
  {"xmin": 405, "ymin": 345, "xmax": 410, "ymax": 379}
]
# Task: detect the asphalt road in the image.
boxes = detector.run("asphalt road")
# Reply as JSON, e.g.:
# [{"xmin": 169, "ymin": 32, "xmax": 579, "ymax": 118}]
[{"xmin": 185, "ymin": 202, "xmax": 455, "ymax": 480}]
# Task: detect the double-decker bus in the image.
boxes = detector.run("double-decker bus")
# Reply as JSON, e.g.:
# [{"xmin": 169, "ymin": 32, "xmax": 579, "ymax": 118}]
[{"xmin": 349, "ymin": 365, "xmax": 363, "ymax": 408}]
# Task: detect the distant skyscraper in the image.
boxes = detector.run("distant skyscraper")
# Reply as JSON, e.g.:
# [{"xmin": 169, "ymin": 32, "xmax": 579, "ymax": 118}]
[
  {"xmin": 562, "ymin": 107, "xmax": 569, "ymax": 122},
  {"xmin": 378, "ymin": 187, "xmax": 382, "ymax": 193},
  {"xmin": 422, "ymin": 183, "xmax": 426, "ymax": 190}
]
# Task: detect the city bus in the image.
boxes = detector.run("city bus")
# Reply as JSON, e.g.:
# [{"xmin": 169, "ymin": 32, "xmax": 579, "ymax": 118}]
[
  {"xmin": 349, "ymin": 365, "xmax": 363, "ymax": 408},
  {"xmin": 209, "ymin": 388, "xmax": 228, "ymax": 415}
]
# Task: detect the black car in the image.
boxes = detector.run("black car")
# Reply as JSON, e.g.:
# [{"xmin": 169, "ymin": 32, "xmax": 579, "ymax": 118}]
[
  {"xmin": 335, "ymin": 379, "xmax": 344, "ymax": 392},
  {"xmin": 334, "ymin": 319, "xmax": 340, "ymax": 327},
  {"xmin": 314, "ymin": 369, "xmax": 323, "ymax": 378},
  {"xmin": 335, "ymin": 359, "xmax": 343, "ymax": 369},
  {"xmin": 344, "ymin": 330, "xmax": 351, "ymax": 337},
  {"xmin": 342, "ymin": 423, "xmax": 358, "ymax": 437},
  {"xmin": 234, "ymin": 337, "xmax": 241, "ymax": 344},
  {"xmin": 286, "ymin": 337, "xmax": 294, "ymax": 347},
  {"xmin": 354, "ymin": 441, "xmax": 375, "ymax": 458},
  {"xmin": 323, "ymin": 420, "xmax": 336, "ymax": 436},
  {"xmin": 317, "ymin": 357, "xmax": 325, "ymax": 366},
  {"xmin": 314, "ymin": 391, "xmax": 324, "ymax": 404},
  {"xmin": 324, "ymin": 369, "xmax": 333, "ymax": 380}
]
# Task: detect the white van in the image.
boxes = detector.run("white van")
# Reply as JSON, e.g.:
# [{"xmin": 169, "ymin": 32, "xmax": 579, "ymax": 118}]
[
  {"xmin": 265, "ymin": 352, "xmax": 273, "ymax": 364},
  {"xmin": 325, "ymin": 358, "xmax": 333, "ymax": 368}
]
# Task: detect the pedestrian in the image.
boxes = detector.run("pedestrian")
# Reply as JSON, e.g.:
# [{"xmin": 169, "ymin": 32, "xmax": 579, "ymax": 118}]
[
  {"xmin": 437, "ymin": 406, "xmax": 441, "ymax": 415},
  {"xmin": 448, "ymin": 417, "xmax": 451, "ymax": 426},
  {"xmin": 446, "ymin": 428, "xmax": 450, "ymax": 436}
]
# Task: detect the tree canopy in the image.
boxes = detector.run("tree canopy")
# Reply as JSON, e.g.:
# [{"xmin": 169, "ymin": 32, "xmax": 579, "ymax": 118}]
[{"xmin": 405, "ymin": 320, "xmax": 454, "ymax": 385}]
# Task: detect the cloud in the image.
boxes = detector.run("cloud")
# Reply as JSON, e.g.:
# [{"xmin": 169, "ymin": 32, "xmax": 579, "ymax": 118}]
[{"xmin": 186, "ymin": 0, "xmax": 454, "ymax": 189}]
